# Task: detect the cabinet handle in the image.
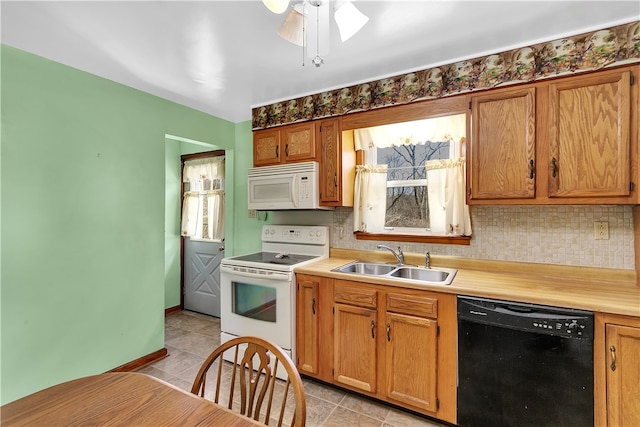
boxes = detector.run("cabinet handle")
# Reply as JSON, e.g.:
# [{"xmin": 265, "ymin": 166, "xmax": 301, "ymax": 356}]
[
  {"xmin": 386, "ymin": 323, "xmax": 391, "ymax": 342},
  {"xmin": 275, "ymin": 145, "xmax": 279, "ymax": 158},
  {"xmin": 551, "ymin": 157, "xmax": 558, "ymax": 178},
  {"xmin": 285, "ymin": 144, "xmax": 289, "ymax": 157},
  {"xmin": 529, "ymin": 159, "xmax": 535, "ymax": 179},
  {"xmin": 371, "ymin": 320, "xmax": 375, "ymax": 339},
  {"xmin": 311, "ymin": 298, "xmax": 316, "ymax": 315},
  {"xmin": 610, "ymin": 345, "xmax": 617, "ymax": 371},
  {"xmin": 333, "ymin": 173, "xmax": 337, "ymax": 187}
]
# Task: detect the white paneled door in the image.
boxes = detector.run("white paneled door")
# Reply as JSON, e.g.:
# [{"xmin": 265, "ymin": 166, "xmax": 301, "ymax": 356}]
[{"xmin": 184, "ymin": 238, "xmax": 224, "ymax": 317}]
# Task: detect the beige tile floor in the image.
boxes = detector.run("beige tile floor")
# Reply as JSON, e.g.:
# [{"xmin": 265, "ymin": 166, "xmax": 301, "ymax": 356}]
[{"xmin": 139, "ymin": 310, "xmax": 450, "ymax": 427}]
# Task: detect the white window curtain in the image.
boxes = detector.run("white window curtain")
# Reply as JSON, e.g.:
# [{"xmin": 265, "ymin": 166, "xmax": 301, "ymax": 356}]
[
  {"xmin": 425, "ymin": 157, "xmax": 472, "ymax": 236},
  {"xmin": 353, "ymin": 114, "xmax": 471, "ymax": 236},
  {"xmin": 353, "ymin": 165, "xmax": 388, "ymax": 232},
  {"xmin": 181, "ymin": 157, "xmax": 225, "ymax": 241}
]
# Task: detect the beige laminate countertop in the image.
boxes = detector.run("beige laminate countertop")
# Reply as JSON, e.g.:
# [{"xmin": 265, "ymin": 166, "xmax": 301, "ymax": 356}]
[{"xmin": 295, "ymin": 248, "xmax": 640, "ymax": 317}]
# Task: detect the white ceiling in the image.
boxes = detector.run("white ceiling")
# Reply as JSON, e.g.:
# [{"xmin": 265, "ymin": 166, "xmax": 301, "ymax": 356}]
[{"xmin": 2, "ymin": 1, "xmax": 639, "ymax": 123}]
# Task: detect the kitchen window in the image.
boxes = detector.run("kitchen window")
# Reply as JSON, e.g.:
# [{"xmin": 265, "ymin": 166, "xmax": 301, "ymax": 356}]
[{"xmin": 353, "ymin": 114, "xmax": 471, "ymax": 241}]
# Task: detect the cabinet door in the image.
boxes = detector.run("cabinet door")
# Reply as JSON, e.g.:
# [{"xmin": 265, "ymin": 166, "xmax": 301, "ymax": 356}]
[
  {"xmin": 385, "ymin": 312, "xmax": 438, "ymax": 412},
  {"xmin": 296, "ymin": 276, "xmax": 319, "ymax": 375},
  {"xmin": 469, "ymin": 87, "xmax": 536, "ymax": 200},
  {"xmin": 318, "ymin": 119, "xmax": 341, "ymax": 204},
  {"xmin": 333, "ymin": 303, "xmax": 377, "ymax": 393},
  {"xmin": 282, "ymin": 122, "xmax": 316, "ymax": 163},
  {"xmin": 606, "ymin": 324, "xmax": 640, "ymax": 427},
  {"xmin": 548, "ymin": 70, "xmax": 631, "ymax": 198},
  {"xmin": 253, "ymin": 128, "xmax": 281, "ymax": 166}
]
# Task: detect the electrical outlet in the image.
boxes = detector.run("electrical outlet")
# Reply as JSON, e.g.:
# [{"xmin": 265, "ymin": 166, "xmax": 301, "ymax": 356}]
[
  {"xmin": 248, "ymin": 209, "xmax": 257, "ymax": 219},
  {"xmin": 594, "ymin": 221, "xmax": 609, "ymax": 240}
]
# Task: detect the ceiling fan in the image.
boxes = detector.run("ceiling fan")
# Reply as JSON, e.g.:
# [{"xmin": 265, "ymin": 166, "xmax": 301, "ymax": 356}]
[{"xmin": 262, "ymin": 0, "xmax": 369, "ymax": 67}]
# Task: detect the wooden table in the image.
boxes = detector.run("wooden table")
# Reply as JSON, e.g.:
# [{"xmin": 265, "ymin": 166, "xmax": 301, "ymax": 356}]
[{"xmin": 1, "ymin": 372, "xmax": 263, "ymax": 426}]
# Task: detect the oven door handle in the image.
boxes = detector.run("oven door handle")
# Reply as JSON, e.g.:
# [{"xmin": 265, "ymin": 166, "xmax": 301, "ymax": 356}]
[{"xmin": 221, "ymin": 265, "xmax": 291, "ymax": 281}]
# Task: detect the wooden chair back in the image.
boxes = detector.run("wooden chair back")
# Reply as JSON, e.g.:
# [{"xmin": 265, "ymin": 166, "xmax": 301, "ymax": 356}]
[{"xmin": 191, "ymin": 336, "xmax": 306, "ymax": 427}]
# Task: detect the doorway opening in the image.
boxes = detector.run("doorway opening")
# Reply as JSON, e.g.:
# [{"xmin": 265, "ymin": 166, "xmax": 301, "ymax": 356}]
[{"xmin": 180, "ymin": 151, "xmax": 225, "ymax": 317}]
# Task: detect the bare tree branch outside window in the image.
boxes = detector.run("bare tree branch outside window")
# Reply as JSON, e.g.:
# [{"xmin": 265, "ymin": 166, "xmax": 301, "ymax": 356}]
[{"xmin": 380, "ymin": 141, "xmax": 449, "ymax": 229}]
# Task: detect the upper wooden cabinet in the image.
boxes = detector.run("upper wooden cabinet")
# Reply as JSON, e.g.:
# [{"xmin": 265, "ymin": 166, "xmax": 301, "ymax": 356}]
[
  {"xmin": 469, "ymin": 86, "xmax": 536, "ymax": 200},
  {"xmin": 548, "ymin": 70, "xmax": 631, "ymax": 199},
  {"xmin": 253, "ymin": 122, "xmax": 316, "ymax": 166},
  {"xmin": 468, "ymin": 65, "xmax": 639, "ymax": 205},
  {"xmin": 253, "ymin": 128, "xmax": 281, "ymax": 166},
  {"xmin": 317, "ymin": 118, "xmax": 356, "ymax": 207}
]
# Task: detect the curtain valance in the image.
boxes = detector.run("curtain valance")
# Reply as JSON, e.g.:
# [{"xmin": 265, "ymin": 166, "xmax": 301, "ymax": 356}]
[{"xmin": 353, "ymin": 114, "xmax": 466, "ymax": 150}]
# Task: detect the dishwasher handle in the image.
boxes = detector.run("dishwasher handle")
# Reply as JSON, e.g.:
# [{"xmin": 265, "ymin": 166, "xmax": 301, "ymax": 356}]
[{"xmin": 458, "ymin": 296, "xmax": 594, "ymax": 339}]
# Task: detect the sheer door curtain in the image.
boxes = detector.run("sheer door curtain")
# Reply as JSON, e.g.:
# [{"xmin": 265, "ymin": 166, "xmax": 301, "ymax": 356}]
[
  {"xmin": 353, "ymin": 114, "xmax": 471, "ymax": 236},
  {"xmin": 181, "ymin": 157, "xmax": 225, "ymax": 241}
]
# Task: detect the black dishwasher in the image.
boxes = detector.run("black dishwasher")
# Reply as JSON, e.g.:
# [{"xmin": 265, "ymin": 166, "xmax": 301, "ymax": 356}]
[{"xmin": 457, "ymin": 296, "xmax": 594, "ymax": 427}]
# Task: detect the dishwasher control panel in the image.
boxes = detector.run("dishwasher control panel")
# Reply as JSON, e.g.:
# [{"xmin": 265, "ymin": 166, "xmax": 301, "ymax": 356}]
[
  {"xmin": 531, "ymin": 318, "xmax": 589, "ymax": 337},
  {"xmin": 458, "ymin": 296, "xmax": 594, "ymax": 339}
]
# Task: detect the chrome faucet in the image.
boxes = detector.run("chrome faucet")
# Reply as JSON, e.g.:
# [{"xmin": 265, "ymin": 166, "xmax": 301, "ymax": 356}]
[
  {"xmin": 425, "ymin": 252, "xmax": 431, "ymax": 269},
  {"xmin": 377, "ymin": 244, "xmax": 404, "ymax": 265}
]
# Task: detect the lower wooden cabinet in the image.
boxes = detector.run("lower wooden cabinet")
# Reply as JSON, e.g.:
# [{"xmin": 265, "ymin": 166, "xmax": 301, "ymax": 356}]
[
  {"xmin": 595, "ymin": 313, "xmax": 640, "ymax": 427},
  {"xmin": 334, "ymin": 301, "xmax": 378, "ymax": 392},
  {"xmin": 296, "ymin": 276, "xmax": 320, "ymax": 375},
  {"xmin": 384, "ymin": 293, "xmax": 439, "ymax": 412},
  {"xmin": 295, "ymin": 274, "xmax": 457, "ymax": 424}
]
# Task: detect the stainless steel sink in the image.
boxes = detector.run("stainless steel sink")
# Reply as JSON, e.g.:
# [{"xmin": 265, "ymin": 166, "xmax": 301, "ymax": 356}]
[
  {"xmin": 334, "ymin": 262, "xmax": 396, "ymax": 275},
  {"xmin": 332, "ymin": 261, "xmax": 456, "ymax": 285},
  {"xmin": 389, "ymin": 267, "xmax": 450, "ymax": 282}
]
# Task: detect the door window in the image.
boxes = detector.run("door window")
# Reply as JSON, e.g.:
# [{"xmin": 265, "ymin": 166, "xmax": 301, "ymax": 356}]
[{"xmin": 181, "ymin": 156, "xmax": 225, "ymax": 240}]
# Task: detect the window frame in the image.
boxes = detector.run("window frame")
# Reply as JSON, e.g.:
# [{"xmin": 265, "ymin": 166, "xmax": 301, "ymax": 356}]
[{"xmin": 342, "ymin": 95, "xmax": 471, "ymax": 245}]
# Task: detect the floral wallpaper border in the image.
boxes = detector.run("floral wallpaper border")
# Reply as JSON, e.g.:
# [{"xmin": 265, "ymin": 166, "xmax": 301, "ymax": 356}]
[{"xmin": 252, "ymin": 20, "xmax": 640, "ymax": 130}]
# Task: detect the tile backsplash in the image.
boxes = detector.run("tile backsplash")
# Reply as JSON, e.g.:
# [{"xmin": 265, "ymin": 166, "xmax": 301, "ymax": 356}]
[{"xmin": 330, "ymin": 205, "xmax": 635, "ymax": 270}]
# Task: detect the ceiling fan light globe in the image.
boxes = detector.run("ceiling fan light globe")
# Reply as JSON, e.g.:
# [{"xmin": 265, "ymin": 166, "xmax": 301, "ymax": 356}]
[
  {"xmin": 277, "ymin": 5, "xmax": 306, "ymax": 46},
  {"xmin": 262, "ymin": 0, "xmax": 290, "ymax": 14},
  {"xmin": 334, "ymin": 1, "xmax": 369, "ymax": 42}
]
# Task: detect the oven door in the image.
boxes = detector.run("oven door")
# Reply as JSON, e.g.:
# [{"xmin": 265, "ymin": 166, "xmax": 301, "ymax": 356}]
[{"xmin": 220, "ymin": 265, "xmax": 294, "ymax": 351}]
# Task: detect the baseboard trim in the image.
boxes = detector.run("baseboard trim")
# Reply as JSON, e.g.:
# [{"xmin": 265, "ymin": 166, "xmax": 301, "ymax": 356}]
[
  {"xmin": 165, "ymin": 305, "xmax": 182, "ymax": 316},
  {"xmin": 109, "ymin": 348, "xmax": 169, "ymax": 372}
]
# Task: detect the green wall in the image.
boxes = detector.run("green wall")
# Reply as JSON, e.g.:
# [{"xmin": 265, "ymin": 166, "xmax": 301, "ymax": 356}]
[
  {"xmin": 234, "ymin": 121, "xmax": 265, "ymax": 255},
  {"xmin": 0, "ymin": 45, "xmax": 260, "ymax": 404}
]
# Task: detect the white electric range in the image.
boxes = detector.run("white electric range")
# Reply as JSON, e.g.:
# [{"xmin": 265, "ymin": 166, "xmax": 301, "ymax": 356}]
[{"xmin": 220, "ymin": 225, "xmax": 329, "ymax": 371}]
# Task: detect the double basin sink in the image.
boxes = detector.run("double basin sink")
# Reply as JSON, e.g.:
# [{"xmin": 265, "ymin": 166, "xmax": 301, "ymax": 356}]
[{"xmin": 332, "ymin": 261, "xmax": 457, "ymax": 286}]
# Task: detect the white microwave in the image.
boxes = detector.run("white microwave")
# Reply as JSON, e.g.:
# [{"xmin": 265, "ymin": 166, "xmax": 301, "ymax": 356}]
[{"xmin": 248, "ymin": 161, "xmax": 330, "ymax": 210}]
